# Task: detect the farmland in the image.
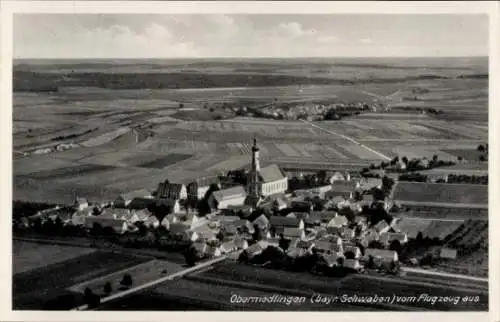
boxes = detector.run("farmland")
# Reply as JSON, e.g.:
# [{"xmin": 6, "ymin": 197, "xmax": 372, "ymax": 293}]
[
  {"xmin": 13, "ymin": 240, "xmax": 97, "ymax": 275},
  {"xmin": 13, "ymin": 244, "xmax": 152, "ymax": 309},
  {"xmin": 124, "ymin": 261, "xmax": 488, "ymax": 311},
  {"xmin": 392, "ymin": 182, "xmax": 488, "ymax": 208},
  {"xmin": 13, "ymin": 57, "xmax": 488, "ymax": 204}
]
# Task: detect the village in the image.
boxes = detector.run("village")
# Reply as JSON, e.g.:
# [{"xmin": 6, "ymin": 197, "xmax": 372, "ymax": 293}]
[{"xmin": 14, "ymin": 136, "xmax": 485, "ymax": 282}]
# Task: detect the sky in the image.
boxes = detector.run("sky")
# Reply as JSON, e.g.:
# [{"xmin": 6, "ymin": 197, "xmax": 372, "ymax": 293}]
[{"xmin": 13, "ymin": 14, "xmax": 488, "ymax": 58}]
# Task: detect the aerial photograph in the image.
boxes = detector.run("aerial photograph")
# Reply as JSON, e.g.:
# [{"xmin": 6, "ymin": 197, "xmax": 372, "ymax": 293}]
[{"xmin": 11, "ymin": 13, "xmax": 488, "ymax": 311}]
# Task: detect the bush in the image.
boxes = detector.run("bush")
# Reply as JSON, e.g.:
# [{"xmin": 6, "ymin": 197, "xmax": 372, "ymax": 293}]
[{"xmin": 120, "ymin": 274, "xmax": 133, "ymax": 288}]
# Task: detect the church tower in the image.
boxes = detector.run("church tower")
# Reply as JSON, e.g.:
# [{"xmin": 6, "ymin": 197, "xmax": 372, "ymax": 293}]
[{"xmin": 248, "ymin": 137, "xmax": 261, "ymax": 198}]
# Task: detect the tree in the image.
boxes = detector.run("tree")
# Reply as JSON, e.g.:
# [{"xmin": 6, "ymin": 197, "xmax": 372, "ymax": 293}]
[
  {"xmin": 120, "ymin": 274, "xmax": 133, "ymax": 288},
  {"xmin": 83, "ymin": 287, "xmax": 100, "ymax": 308},
  {"xmin": 389, "ymin": 240, "xmax": 402, "ymax": 254},
  {"xmin": 336, "ymin": 256, "xmax": 345, "ymax": 267},
  {"xmin": 183, "ymin": 246, "xmax": 200, "ymax": 267},
  {"xmin": 238, "ymin": 250, "xmax": 249, "ymax": 263},
  {"xmin": 372, "ymin": 188, "xmax": 385, "ymax": 201},
  {"xmin": 103, "ymin": 282, "xmax": 113, "ymax": 295},
  {"xmin": 416, "ymin": 231, "xmax": 424, "ymax": 243},
  {"xmin": 179, "ymin": 103, "xmax": 184, "ymax": 109},
  {"xmin": 368, "ymin": 240, "xmax": 384, "ymax": 249},
  {"xmin": 366, "ymin": 255, "xmax": 375, "ymax": 269},
  {"xmin": 401, "ymin": 156, "xmax": 409, "ymax": 165},
  {"xmin": 477, "ymin": 144, "xmax": 485, "ymax": 152},
  {"xmin": 338, "ymin": 207, "xmax": 356, "ymax": 223},
  {"xmin": 345, "ymin": 251, "xmax": 355, "ymax": 260},
  {"xmin": 278, "ymin": 234, "xmax": 290, "ymax": 251},
  {"xmin": 479, "ymin": 155, "xmax": 486, "ymax": 162},
  {"xmin": 457, "ymin": 156, "xmax": 463, "ymax": 162},
  {"xmin": 432, "ymin": 154, "xmax": 438, "ymax": 162},
  {"xmin": 317, "ymin": 170, "xmax": 328, "ymax": 184},
  {"xmin": 252, "ymin": 225, "xmax": 262, "ymax": 241}
]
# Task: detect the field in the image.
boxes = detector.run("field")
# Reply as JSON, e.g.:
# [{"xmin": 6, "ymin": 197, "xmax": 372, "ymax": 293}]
[
  {"xmin": 68, "ymin": 259, "xmax": 185, "ymax": 297},
  {"xmin": 13, "ymin": 245, "xmax": 152, "ymax": 309},
  {"xmin": 119, "ymin": 263, "xmax": 488, "ymax": 311},
  {"xmin": 12, "ymin": 240, "xmax": 97, "ymax": 275},
  {"xmin": 13, "ymin": 58, "xmax": 488, "ymax": 205},
  {"xmin": 396, "ymin": 218, "xmax": 464, "ymax": 240},
  {"xmin": 392, "ymin": 182, "xmax": 488, "ymax": 207}
]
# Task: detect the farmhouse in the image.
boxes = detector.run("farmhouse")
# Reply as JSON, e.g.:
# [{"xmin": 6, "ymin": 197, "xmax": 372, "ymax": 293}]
[
  {"xmin": 114, "ymin": 189, "xmax": 152, "ymax": 208},
  {"xmin": 364, "ymin": 249, "xmax": 399, "ymax": 263},
  {"xmin": 247, "ymin": 138, "xmax": 288, "ymax": 200},
  {"xmin": 283, "ymin": 227, "xmax": 305, "ymax": 240},
  {"xmin": 209, "ymin": 186, "xmax": 247, "ymax": 209},
  {"xmin": 269, "ymin": 216, "xmax": 304, "ymax": 235},
  {"xmin": 187, "ymin": 176, "xmax": 221, "ymax": 200},
  {"xmin": 84, "ymin": 216, "xmax": 129, "ymax": 234},
  {"xmin": 440, "ymin": 247, "xmax": 458, "ymax": 260},
  {"xmin": 156, "ymin": 181, "xmax": 187, "ymax": 200},
  {"xmin": 72, "ymin": 209, "xmax": 93, "ymax": 226},
  {"xmin": 306, "ymin": 211, "xmax": 338, "ymax": 226},
  {"xmin": 75, "ymin": 197, "xmax": 89, "ymax": 211}
]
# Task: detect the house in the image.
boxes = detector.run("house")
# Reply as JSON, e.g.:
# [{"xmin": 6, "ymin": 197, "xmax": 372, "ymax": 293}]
[
  {"xmin": 358, "ymin": 178, "xmax": 383, "ymax": 191},
  {"xmin": 340, "ymin": 227, "xmax": 356, "ymax": 239},
  {"xmin": 318, "ymin": 253, "xmax": 343, "ymax": 267},
  {"xmin": 143, "ymin": 214, "xmax": 160, "ymax": 228},
  {"xmin": 317, "ymin": 234, "xmax": 343, "ymax": 246},
  {"xmin": 209, "ymin": 186, "xmax": 247, "ymax": 210},
  {"xmin": 379, "ymin": 232, "xmax": 408, "ymax": 246},
  {"xmin": 269, "ymin": 216, "xmax": 304, "ymax": 235},
  {"xmin": 329, "ymin": 171, "xmax": 347, "ymax": 183},
  {"xmin": 75, "ymin": 197, "xmax": 89, "ymax": 211},
  {"xmin": 252, "ymin": 214, "xmax": 270, "ymax": 230},
  {"xmin": 193, "ymin": 241, "xmax": 208, "ymax": 255},
  {"xmin": 374, "ymin": 220, "xmax": 391, "ymax": 235},
  {"xmin": 168, "ymin": 222, "xmax": 193, "ymax": 239},
  {"xmin": 306, "ymin": 211, "xmax": 338, "ymax": 226},
  {"xmin": 226, "ymin": 204, "xmax": 254, "ymax": 218},
  {"xmin": 314, "ymin": 240, "xmax": 343, "ymax": 254},
  {"xmin": 364, "ymin": 248, "xmax": 399, "ymax": 263},
  {"xmin": 272, "ymin": 198, "xmax": 287, "ymax": 211},
  {"xmin": 220, "ymin": 240, "xmax": 238, "ymax": 254},
  {"xmin": 192, "ymin": 224, "xmax": 217, "ymax": 241},
  {"xmin": 100, "ymin": 208, "xmax": 138, "ymax": 223},
  {"xmin": 234, "ymin": 236, "xmax": 249, "ymax": 250},
  {"xmin": 283, "ymin": 227, "xmax": 305, "ymax": 240},
  {"xmin": 233, "ymin": 219, "xmax": 255, "ymax": 234},
  {"xmin": 220, "ymin": 215, "xmax": 241, "ymax": 224},
  {"xmin": 187, "ymin": 176, "xmax": 221, "ymax": 200},
  {"xmin": 72, "ymin": 209, "xmax": 93, "ymax": 226},
  {"xmin": 156, "ymin": 181, "xmax": 187, "ymax": 200},
  {"xmin": 330, "ymin": 180, "xmax": 357, "ymax": 195},
  {"xmin": 244, "ymin": 243, "xmax": 265, "ymax": 258},
  {"xmin": 128, "ymin": 197, "xmax": 157, "ymax": 210},
  {"xmin": 84, "ymin": 216, "xmax": 129, "ymax": 234},
  {"xmin": 343, "ymin": 245, "xmax": 362, "ymax": 259},
  {"xmin": 289, "ymin": 201, "xmax": 313, "ymax": 213},
  {"xmin": 114, "ymin": 189, "xmax": 152, "ymax": 208},
  {"xmin": 343, "ymin": 259, "xmax": 363, "ymax": 271},
  {"xmin": 206, "ymin": 245, "xmax": 222, "ymax": 257},
  {"xmin": 133, "ymin": 209, "xmax": 153, "ymax": 222},
  {"xmin": 439, "ymin": 247, "xmax": 458, "ymax": 260},
  {"xmin": 157, "ymin": 198, "xmax": 181, "ymax": 214},
  {"xmin": 286, "ymin": 212, "xmax": 310, "ymax": 221},
  {"xmin": 326, "ymin": 215, "xmax": 349, "ymax": 228},
  {"xmin": 325, "ymin": 191, "xmax": 352, "ymax": 200},
  {"xmin": 287, "ymin": 246, "xmax": 309, "ymax": 259},
  {"xmin": 308, "ymin": 185, "xmax": 333, "ymax": 198},
  {"xmin": 360, "ymin": 228, "xmax": 380, "ymax": 245}
]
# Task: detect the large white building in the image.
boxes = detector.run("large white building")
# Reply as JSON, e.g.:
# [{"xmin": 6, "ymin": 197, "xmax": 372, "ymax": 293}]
[{"xmin": 247, "ymin": 138, "xmax": 288, "ymax": 201}]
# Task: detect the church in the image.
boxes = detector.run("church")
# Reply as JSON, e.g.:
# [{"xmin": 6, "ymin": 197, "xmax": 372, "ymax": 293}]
[{"xmin": 246, "ymin": 138, "xmax": 288, "ymax": 203}]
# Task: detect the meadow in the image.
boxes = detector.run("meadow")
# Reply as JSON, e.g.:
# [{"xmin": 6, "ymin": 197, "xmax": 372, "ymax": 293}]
[{"xmin": 13, "ymin": 244, "xmax": 151, "ymax": 309}]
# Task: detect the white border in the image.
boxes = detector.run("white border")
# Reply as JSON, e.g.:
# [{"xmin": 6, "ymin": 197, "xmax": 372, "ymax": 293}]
[{"xmin": 1, "ymin": 1, "xmax": 499, "ymax": 322}]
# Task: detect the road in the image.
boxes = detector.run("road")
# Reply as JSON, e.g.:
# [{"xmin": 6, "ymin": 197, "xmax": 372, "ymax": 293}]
[
  {"xmin": 301, "ymin": 120, "xmax": 392, "ymax": 161},
  {"xmin": 401, "ymin": 267, "xmax": 488, "ymax": 283},
  {"xmin": 72, "ymin": 255, "xmax": 230, "ymax": 311}
]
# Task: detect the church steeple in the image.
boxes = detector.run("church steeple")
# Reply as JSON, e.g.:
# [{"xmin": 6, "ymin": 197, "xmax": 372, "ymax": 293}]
[{"xmin": 251, "ymin": 136, "xmax": 260, "ymax": 172}]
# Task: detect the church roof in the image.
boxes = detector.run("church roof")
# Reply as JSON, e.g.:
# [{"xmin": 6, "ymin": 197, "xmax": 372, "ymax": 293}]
[
  {"xmin": 212, "ymin": 186, "xmax": 247, "ymax": 202},
  {"xmin": 258, "ymin": 164, "xmax": 286, "ymax": 183}
]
